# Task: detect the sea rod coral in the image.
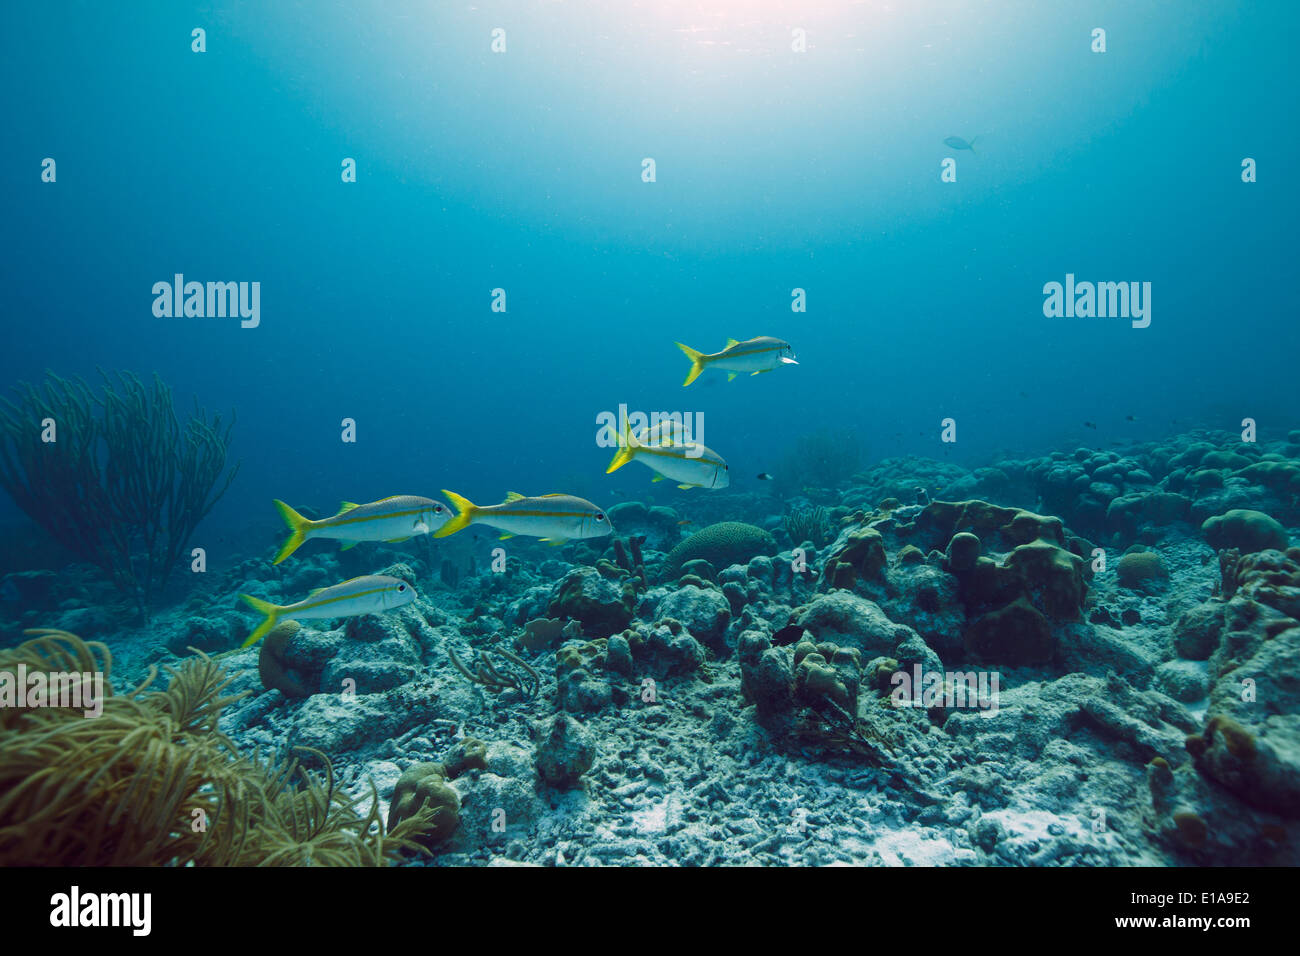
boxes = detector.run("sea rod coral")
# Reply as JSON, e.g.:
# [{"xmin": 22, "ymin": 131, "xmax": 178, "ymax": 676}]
[{"xmin": 0, "ymin": 371, "xmax": 239, "ymax": 620}]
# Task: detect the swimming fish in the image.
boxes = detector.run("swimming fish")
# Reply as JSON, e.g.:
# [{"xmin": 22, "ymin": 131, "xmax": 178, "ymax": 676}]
[
  {"xmin": 239, "ymin": 574, "xmax": 416, "ymax": 648},
  {"xmin": 944, "ymin": 135, "xmax": 978, "ymax": 153},
  {"xmin": 675, "ymin": 336, "xmax": 797, "ymax": 386},
  {"xmin": 1084, "ymin": 421, "xmax": 1098, "ymax": 430},
  {"xmin": 271, "ymin": 496, "xmax": 450, "ymax": 564},
  {"xmin": 756, "ymin": 473, "xmax": 774, "ymax": 481},
  {"xmin": 605, "ymin": 419, "xmax": 730, "ymax": 489},
  {"xmin": 434, "ymin": 491, "xmax": 612, "ymax": 543}
]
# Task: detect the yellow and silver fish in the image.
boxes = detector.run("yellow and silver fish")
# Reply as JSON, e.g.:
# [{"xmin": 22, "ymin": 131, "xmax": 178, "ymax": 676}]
[
  {"xmin": 271, "ymin": 495, "xmax": 450, "ymax": 564},
  {"xmin": 676, "ymin": 336, "xmax": 797, "ymax": 386},
  {"xmin": 606, "ymin": 419, "xmax": 729, "ymax": 490},
  {"xmin": 239, "ymin": 574, "xmax": 416, "ymax": 647},
  {"xmin": 433, "ymin": 491, "xmax": 612, "ymax": 543}
]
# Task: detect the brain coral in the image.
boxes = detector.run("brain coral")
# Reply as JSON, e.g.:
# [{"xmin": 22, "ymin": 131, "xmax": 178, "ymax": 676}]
[
  {"xmin": 1116, "ymin": 551, "xmax": 1168, "ymax": 590},
  {"xmin": 662, "ymin": 522, "xmax": 777, "ymax": 579}
]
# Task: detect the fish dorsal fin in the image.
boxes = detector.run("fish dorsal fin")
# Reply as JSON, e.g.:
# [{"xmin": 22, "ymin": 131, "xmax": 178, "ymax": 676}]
[
  {"xmin": 539, "ymin": 493, "xmax": 564, "ymax": 498},
  {"xmin": 504, "ymin": 492, "xmax": 526, "ymax": 502},
  {"xmin": 308, "ymin": 587, "xmax": 325, "ymax": 596},
  {"xmin": 725, "ymin": 338, "xmax": 740, "ymax": 348},
  {"xmin": 337, "ymin": 501, "xmax": 360, "ymax": 513}
]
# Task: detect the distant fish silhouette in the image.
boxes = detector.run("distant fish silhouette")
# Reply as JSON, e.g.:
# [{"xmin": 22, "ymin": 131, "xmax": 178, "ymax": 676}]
[
  {"xmin": 756, "ymin": 473, "xmax": 774, "ymax": 481},
  {"xmin": 944, "ymin": 135, "xmax": 978, "ymax": 153},
  {"xmin": 1084, "ymin": 421, "xmax": 1098, "ymax": 430}
]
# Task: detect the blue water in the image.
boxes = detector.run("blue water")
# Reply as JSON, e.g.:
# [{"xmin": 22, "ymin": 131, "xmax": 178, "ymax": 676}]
[{"xmin": 3, "ymin": 0, "xmax": 1296, "ymax": 553}]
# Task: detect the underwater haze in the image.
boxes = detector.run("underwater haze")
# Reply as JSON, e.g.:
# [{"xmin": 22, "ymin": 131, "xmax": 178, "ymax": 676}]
[
  {"xmin": 5, "ymin": 1, "xmax": 1297, "ymax": 526},
  {"xmin": 2, "ymin": 1, "xmax": 1299, "ymax": 870}
]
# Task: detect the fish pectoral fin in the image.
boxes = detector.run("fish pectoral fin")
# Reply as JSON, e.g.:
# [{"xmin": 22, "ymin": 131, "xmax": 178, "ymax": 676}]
[
  {"xmin": 540, "ymin": 538, "xmax": 567, "ymax": 547},
  {"xmin": 751, "ymin": 369, "xmax": 773, "ymax": 376},
  {"xmin": 413, "ymin": 521, "xmax": 430, "ymax": 535},
  {"xmin": 385, "ymin": 536, "xmax": 412, "ymax": 543},
  {"xmin": 499, "ymin": 533, "xmax": 515, "ymax": 540},
  {"xmin": 339, "ymin": 541, "xmax": 361, "ymax": 551},
  {"xmin": 677, "ymin": 484, "xmax": 698, "ymax": 490},
  {"xmin": 780, "ymin": 356, "xmax": 798, "ymax": 364},
  {"xmin": 726, "ymin": 372, "xmax": 739, "ymax": 382}
]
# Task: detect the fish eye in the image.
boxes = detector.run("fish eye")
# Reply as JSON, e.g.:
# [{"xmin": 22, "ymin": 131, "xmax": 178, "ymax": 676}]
[
  {"xmin": 596, "ymin": 512, "xmax": 606, "ymax": 522},
  {"xmin": 434, "ymin": 504, "xmax": 444, "ymax": 513},
  {"xmin": 397, "ymin": 584, "xmax": 407, "ymax": 592}
]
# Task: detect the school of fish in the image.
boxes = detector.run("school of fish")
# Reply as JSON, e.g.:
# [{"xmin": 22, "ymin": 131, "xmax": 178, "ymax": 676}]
[{"xmin": 239, "ymin": 337, "xmax": 798, "ymax": 645}]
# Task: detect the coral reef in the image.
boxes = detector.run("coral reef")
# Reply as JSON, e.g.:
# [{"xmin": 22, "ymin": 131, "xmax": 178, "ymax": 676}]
[{"xmin": 6, "ymin": 425, "xmax": 1297, "ymax": 867}]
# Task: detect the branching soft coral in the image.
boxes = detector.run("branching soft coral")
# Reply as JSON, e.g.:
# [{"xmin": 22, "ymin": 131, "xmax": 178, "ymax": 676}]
[
  {"xmin": 0, "ymin": 629, "xmax": 434, "ymax": 866},
  {"xmin": 0, "ymin": 371, "xmax": 239, "ymax": 620}
]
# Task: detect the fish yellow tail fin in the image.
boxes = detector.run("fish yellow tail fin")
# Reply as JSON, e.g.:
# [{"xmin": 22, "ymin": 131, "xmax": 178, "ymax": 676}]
[
  {"xmin": 272, "ymin": 499, "xmax": 314, "ymax": 565},
  {"xmin": 606, "ymin": 417, "xmax": 640, "ymax": 473},
  {"xmin": 434, "ymin": 490, "xmax": 477, "ymax": 538},
  {"xmin": 240, "ymin": 594, "xmax": 283, "ymax": 648},
  {"xmin": 676, "ymin": 342, "xmax": 707, "ymax": 387}
]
